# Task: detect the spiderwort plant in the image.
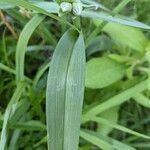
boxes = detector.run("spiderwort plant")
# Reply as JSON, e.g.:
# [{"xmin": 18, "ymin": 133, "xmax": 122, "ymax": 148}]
[{"xmin": 0, "ymin": 0, "xmax": 150, "ymax": 149}]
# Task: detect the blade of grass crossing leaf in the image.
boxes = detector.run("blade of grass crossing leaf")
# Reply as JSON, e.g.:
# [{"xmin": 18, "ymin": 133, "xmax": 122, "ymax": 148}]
[
  {"xmin": 80, "ymin": 130, "xmax": 112, "ymax": 150},
  {"xmin": 46, "ymin": 29, "xmax": 85, "ymax": 150},
  {"xmin": 81, "ymin": 130, "xmax": 136, "ymax": 150},
  {"xmin": 0, "ymin": 82, "xmax": 25, "ymax": 150},
  {"xmin": 91, "ymin": 117, "xmax": 150, "ymax": 139},
  {"xmin": 16, "ymin": 14, "xmax": 45, "ymax": 83},
  {"xmin": 133, "ymin": 93, "xmax": 150, "ymax": 108},
  {"xmin": 83, "ymin": 80, "xmax": 148, "ymax": 122}
]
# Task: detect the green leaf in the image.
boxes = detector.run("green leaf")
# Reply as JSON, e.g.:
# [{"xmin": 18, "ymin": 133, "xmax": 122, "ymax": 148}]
[
  {"xmin": 0, "ymin": 82, "xmax": 25, "ymax": 150},
  {"xmin": 91, "ymin": 117, "xmax": 150, "ymax": 139},
  {"xmin": 83, "ymin": 79, "xmax": 148, "ymax": 122},
  {"xmin": 31, "ymin": 1, "xmax": 60, "ymax": 13},
  {"xmin": 46, "ymin": 29, "xmax": 86, "ymax": 150},
  {"xmin": 0, "ymin": 0, "xmax": 77, "ymax": 30},
  {"xmin": 85, "ymin": 57, "xmax": 125, "ymax": 89},
  {"xmin": 97, "ymin": 106, "xmax": 119, "ymax": 136},
  {"xmin": 0, "ymin": 2, "xmax": 15, "ymax": 9},
  {"xmin": 81, "ymin": 130, "xmax": 136, "ymax": 150},
  {"xmin": 94, "ymin": 20, "xmax": 148, "ymax": 52},
  {"xmin": 16, "ymin": 14, "xmax": 45, "ymax": 83},
  {"xmin": 81, "ymin": 10, "xmax": 150, "ymax": 29},
  {"xmin": 133, "ymin": 93, "xmax": 150, "ymax": 108},
  {"xmin": 80, "ymin": 130, "xmax": 112, "ymax": 150}
]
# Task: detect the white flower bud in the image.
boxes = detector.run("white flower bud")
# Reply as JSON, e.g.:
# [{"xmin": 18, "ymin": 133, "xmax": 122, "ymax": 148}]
[
  {"xmin": 60, "ymin": 2, "xmax": 72, "ymax": 13},
  {"xmin": 72, "ymin": 2, "xmax": 83, "ymax": 16}
]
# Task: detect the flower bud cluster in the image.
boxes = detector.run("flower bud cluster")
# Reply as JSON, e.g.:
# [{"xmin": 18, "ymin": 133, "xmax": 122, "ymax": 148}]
[{"xmin": 60, "ymin": 0, "xmax": 83, "ymax": 16}]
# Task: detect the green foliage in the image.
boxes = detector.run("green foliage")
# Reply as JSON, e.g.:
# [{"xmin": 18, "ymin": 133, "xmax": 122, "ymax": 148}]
[
  {"xmin": 85, "ymin": 57, "xmax": 125, "ymax": 89},
  {"xmin": 0, "ymin": 0, "xmax": 150, "ymax": 149}
]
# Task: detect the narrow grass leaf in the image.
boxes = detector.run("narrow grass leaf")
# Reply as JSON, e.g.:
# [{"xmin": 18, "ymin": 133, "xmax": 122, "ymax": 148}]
[
  {"xmin": 81, "ymin": 10, "xmax": 150, "ymax": 29},
  {"xmin": 16, "ymin": 14, "xmax": 45, "ymax": 83},
  {"xmin": 91, "ymin": 117, "xmax": 150, "ymax": 139},
  {"xmin": 133, "ymin": 93, "xmax": 150, "ymax": 108},
  {"xmin": 80, "ymin": 130, "xmax": 112, "ymax": 150},
  {"xmin": 83, "ymin": 80, "xmax": 148, "ymax": 122},
  {"xmin": 0, "ymin": 2, "xmax": 15, "ymax": 9},
  {"xmin": 46, "ymin": 29, "xmax": 85, "ymax": 150},
  {"xmin": 81, "ymin": 130, "xmax": 136, "ymax": 150},
  {"xmin": 0, "ymin": 82, "xmax": 25, "ymax": 150}
]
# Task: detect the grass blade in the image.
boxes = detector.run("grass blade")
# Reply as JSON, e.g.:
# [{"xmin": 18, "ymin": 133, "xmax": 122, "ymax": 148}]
[
  {"xmin": 83, "ymin": 80, "xmax": 148, "ymax": 122},
  {"xmin": 0, "ymin": 82, "xmax": 25, "ymax": 150},
  {"xmin": 46, "ymin": 29, "xmax": 85, "ymax": 150},
  {"xmin": 81, "ymin": 10, "xmax": 150, "ymax": 29},
  {"xmin": 92, "ymin": 117, "xmax": 150, "ymax": 139},
  {"xmin": 16, "ymin": 14, "xmax": 45, "ymax": 83}
]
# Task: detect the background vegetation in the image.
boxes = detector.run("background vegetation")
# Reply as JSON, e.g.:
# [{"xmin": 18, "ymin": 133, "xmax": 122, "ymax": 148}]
[{"xmin": 0, "ymin": 0, "xmax": 150, "ymax": 149}]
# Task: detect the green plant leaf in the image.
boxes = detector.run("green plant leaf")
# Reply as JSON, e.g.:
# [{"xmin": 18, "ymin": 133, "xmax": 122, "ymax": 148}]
[
  {"xmin": 94, "ymin": 20, "xmax": 148, "ymax": 52},
  {"xmin": 16, "ymin": 14, "xmax": 45, "ymax": 83},
  {"xmin": 133, "ymin": 93, "xmax": 150, "ymax": 108},
  {"xmin": 97, "ymin": 106, "xmax": 119, "ymax": 136},
  {"xmin": 0, "ymin": 2, "xmax": 15, "ymax": 9},
  {"xmin": 91, "ymin": 117, "xmax": 150, "ymax": 139},
  {"xmin": 0, "ymin": 82, "xmax": 25, "ymax": 150},
  {"xmin": 81, "ymin": 130, "xmax": 136, "ymax": 150},
  {"xmin": 80, "ymin": 130, "xmax": 112, "ymax": 150},
  {"xmin": 81, "ymin": 10, "xmax": 150, "ymax": 29},
  {"xmin": 46, "ymin": 29, "xmax": 86, "ymax": 150},
  {"xmin": 83, "ymin": 79, "xmax": 148, "ymax": 122},
  {"xmin": 31, "ymin": 1, "xmax": 60, "ymax": 13},
  {"xmin": 85, "ymin": 57, "xmax": 125, "ymax": 89}
]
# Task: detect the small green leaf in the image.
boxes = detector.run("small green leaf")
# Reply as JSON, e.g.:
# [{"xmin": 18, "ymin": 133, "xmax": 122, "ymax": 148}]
[{"xmin": 85, "ymin": 57, "xmax": 125, "ymax": 89}]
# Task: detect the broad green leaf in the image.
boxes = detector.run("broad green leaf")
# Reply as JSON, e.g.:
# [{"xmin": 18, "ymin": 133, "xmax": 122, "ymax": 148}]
[
  {"xmin": 85, "ymin": 57, "xmax": 125, "ymax": 89},
  {"xmin": 16, "ymin": 14, "xmax": 45, "ymax": 83},
  {"xmin": 83, "ymin": 79, "xmax": 148, "ymax": 122},
  {"xmin": 46, "ymin": 29, "xmax": 86, "ymax": 150},
  {"xmin": 91, "ymin": 117, "xmax": 150, "ymax": 139},
  {"xmin": 94, "ymin": 20, "xmax": 148, "ymax": 52},
  {"xmin": 0, "ymin": 2, "xmax": 15, "ymax": 9},
  {"xmin": 0, "ymin": 82, "xmax": 25, "ymax": 150},
  {"xmin": 81, "ymin": 10, "xmax": 150, "ymax": 29},
  {"xmin": 133, "ymin": 93, "xmax": 150, "ymax": 108},
  {"xmin": 81, "ymin": 130, "xmax": 136, "ymax": 150}
]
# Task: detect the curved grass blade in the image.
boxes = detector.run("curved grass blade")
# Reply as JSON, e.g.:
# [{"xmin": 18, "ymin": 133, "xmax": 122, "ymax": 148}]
[
  {"xmin": 16, "ymin": 14, "xmax": 45, "ymax": 83},
  {"xmin": 46, "ymin": 29, "xmax": 86, "ymax": 150},
  {"xmin": 81, "ymin": 10, "xmax": 150, "ymax": 29},
  {"xmin": 0, "ymin": 82, "xmax": 25, "ymax": 150},
  {"xmin": 83, "ymin": 79, "xmax": 148, "ymax": 122}
]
